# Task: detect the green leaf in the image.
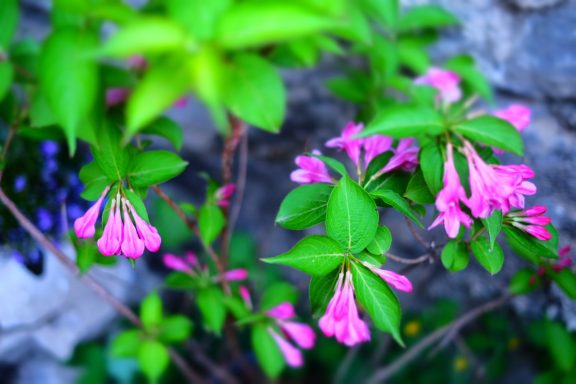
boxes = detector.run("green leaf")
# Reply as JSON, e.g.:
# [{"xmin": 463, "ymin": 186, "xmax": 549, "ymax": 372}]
[
  {"xmin": 79, "ymin": 161, "xmax": 111, "ymax": 201},
  {"xmin": 310, "ymin": 153, "xmax": 348, "ymax": 176},
  {"xmin": 419, "ymin": 141, "xmax": 444, "ymax": 195},
  {"xmin": 326, "ymin": 176, "xmax": 379, "ymax": 252},
  {"xmin": 197, "ymin": 287, "xmax": 227, "ymax": 334},
  {"xmin": 445, "ymin": 55, "xmax": 493, "ymax": 102},
  {"xmin": 276, "ymin": 183, "xmax": 332, "ymax": 230},
  {"xmin": 198, "ymin": 203, "xmax": 225, "ymax": 245},
  {"xmin": 398, "ymin": 41, "xmax": 430, "ymax": 73},
  {"xmin": 265, "ymin": 235, "xmax": 347, "ymax": 275},
  {"xmin": 0, "ymin": 61, "xmax": 13, "ymax": 102},
  {"xmin": 482, "ymin": 211, "xmax": 502, "ymax": 250},
  {"xmin": 124, "ymin": 189, "xmax": 149, "ymax": 222},
  {"xmin": 167, "ymin": 0, "xmax": 231, "ymax": 41},
  {"xmin": 509, "ymin": 268, "xmax": 537, "ymax": 295},
  {"xmin": 362, "ymin": 105, "xmax": 444, "ymax": 138},
  {"xmin": 138, "ymin": 340, "xmax": 170, "ymax": 382},
  {"xmin": 165, "ymin": 272, "xmax": 195, "ymax": 290},
  {"xmin": 128, "ymin": 150, "xmax": 188, "ymax": 187},
  {"xmin": 441, "ymin": 240, "xmax": 470, "ymax": 272},
  {"xmin": 216, "ymin": 3, "xmax": 338, "ymax": 49},
  {"xmin": 351, "ymin": 262, "xmax": 403, "ymax": 345},
  {"xmin": 359, "ymin": 0, "xmax": 398, "ymax": 28},
  {"xmin": 251, "ymin": 323, "xmax": 285, "ymax": 378},
  {"xmin": 326, "ymin": 76, "xmax": 366, "ymax": 103},
  {"xmin": 371, "ymin": 189, "xmax": 424, "ymax": 228},
  {"xmin": 503, "ymin": 227, "xmax": 557, "ymax": 263},
  {"xmin": 471, "ymin": 236, "xmax": 504, "ymax": 275},
  {"xmin": 404, "ymin": 169, "xmax": 434, "ymax": 204},
  {"xmin": 140, "ymin": 292, "xmax": 163, "ymax": 328},
  {"xmin": 159, "ymin": 315, "xmax": 193, "ymax": 343},
  {"xmin": 101, "ymin": 18, "xmax": 189, "ymax": 57},
  {"xmin": 91, "ymin": 122, "xmax": 131, "ymax": 181},
  {"xmin": 551, "ymin": 269, "xmax": 576, "ymax": 300},
  {"xmin": 224, "ymin": 54, "xmax": 285, "ymax": 132},
  {"xmin": 39, "ymin": 28, "xmax": 99, "ymax": 154},
  {"xmin": 309, "ymin": 269, "xmax": 339, "ymax": 317},
  {"xmin": 141, "ymin": 117, "xmax": 184, "ymax": 151},
  {"xmin": 544, "ymin": 321, "xmax": 576, "ymax": 372},
  {"xmin": 126, "ymin": 56, "xmax": 190, "ymax": 135},
  {"xmin": 0, "ymin": 0, "xmax": 19, "ymax": 48},
  {"xmin": 330, "ymin": 5, "xmax": 371, "ymax": 45},
  {"xmin": 111, "ymin": 330, "xmax": 140, "ymax": 358},
  {"xmin": 260, "ymin": 282, "xmax": 299, "ymax": 310},
  {"xmin": 453, "ymin": 116, "xmax": 524, "ymax": 156},
  {"xmin": 366, "ymin": 226, "xmax": 392, "ymax": 255},
  {"xmin": 399, "ymin": 5, "xmax": 458, "ymax": 32}
]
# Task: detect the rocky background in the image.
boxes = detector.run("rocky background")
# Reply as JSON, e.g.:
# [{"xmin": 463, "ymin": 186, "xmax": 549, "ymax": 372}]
[{"xmin": 1, "ymin": 0, "xmax": 575, "ymax": 382}]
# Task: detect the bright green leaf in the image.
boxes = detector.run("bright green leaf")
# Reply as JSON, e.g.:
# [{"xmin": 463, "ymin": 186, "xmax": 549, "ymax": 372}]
[
  {"xmin": 167, "ymin": 0, "xmax": 231, "ymax": 40},
  {"xmin": 309, "ymin": 269, "xmax": 339, "ymax": 317},
  {"xmin": 310, "ymin": 153, "xmax": 348, "ymax": 176},
  {"xmin": 445, "ymin": 55, "xmax": 493, "ymax": 102},
  {"xmin": 453, "ymin": 116, "xmax": 524, "ymax": 156},
  {"xmin": 141, "ymin": 117, "xmax": 184, "ymax": 151},
  {"xmin": 359, "ymin": 0, "xmax": 398, "ymax": 28},
  {"xmin": 140, "ymin": 291, "xmax": 163, "ymax": 328},
  {"xmin": 441, "ymin": 240, "xmax": 470, "ymax": 272},
  {"xmin": 371, "ymin": 189, "xmax": 424, "ymax": 228},
  {"xmin": 399, "ymin": 5, "xmax": 458, "ymax": 32},
  {"xmin": 91, "ymin": 122, "xmax": 131, "ymax": 181},
  {"xmin": 471, "ymin": 236, "xmax": 504, "ymax": 275},
  {"xmin": 544, "ymin": 321, "xmax": 576, "ymax": 372},
  {"xmin": 198, "ymin": 203, "xmax": 225, "ymax": 245},
  {"xmin": 79, "ymin": 161, "xmax": 111, "ymax": 201},
  {"xmin": 551, "ymin": 269, "xmax": 576, "ymax": 300},
  {"xmin": 503, "ymin": 227, "xmax": 558, "ymax": 263},
  {"xmin": 0, "ymin": 0, "xmax": 19, "ymax": 48},
  {"xmin": 251, "ymin": 323, "xmax": 285, "ymax": 378},
  {"xmin": 159, "ymin": 315, "xmax": 193, "ymax": 343},
  {"xmin": 419, "ymin": 141, "xmax": 444, "ymax": 195},
  {"xmin": 128, "ymin": 150, "xmax": 188, "ymax": 187},
  {"xmin": 362, "ymin": 105, "xmax": 444, "ymax": 138},
  {"xmin": 404, "ymin": 169, "xmax": 435, "ymax": 204},
  {"xmin": 138, "ymin": 340, "xmax": 170, "ymax": 382},
  {"xmin": 111, "ymin": 330, "xmax": 140, "ymax": 358},
  {"xmin": 366, "ymin": 226, "xmax": 392, "ymax": 255},
  {"xmin": 124, "ymin": 189, "xmax": 149, "ymax": 222},
  {"xmin": 276, "ymin": 183, "xmax": 332, "ymax": 230},
  {"xmin": 197, "ymin": 287, "xmax": 227, "ymax": 334},
  {"xmin": 483, "ymin": 210, "xmax": 503, "ymax": 250}
]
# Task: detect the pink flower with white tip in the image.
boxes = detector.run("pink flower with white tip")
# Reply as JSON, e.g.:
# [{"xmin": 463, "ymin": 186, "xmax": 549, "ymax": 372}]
[
  {"xmin": 507, "ymin": 206, "xmax": 552, "ymax": 241},
  {"xmin": 215, "ymin": 183, "xmax": 236, "ymax": 208},
  {"xmin": 414, "ymin": 67, "xmax": 462, "ymax": 104},
  {"xmin": 290, "ymin": 150, "xmax": 332, "ymax": 184},
  {"xmin": 74, "ymin": 186, "xmax": 110, "ymax": 239}
]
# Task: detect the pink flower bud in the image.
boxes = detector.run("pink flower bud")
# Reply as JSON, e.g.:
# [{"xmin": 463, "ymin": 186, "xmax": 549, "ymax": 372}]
[
  {"xmin": 494, "ymin": 104, "xmax": 531, "ymax": 132},
  {"xmin": 163, "ymin": 253, "xmax": 191, "ymax": 272},
  {"xmin": 268, "ymin": 328, "xmax": 303, "ymax": 368},
  {"xmin": 524, "ymin": 225, "xmax": 552, "ymax": 241},
  {"xmin": 290, "ymin": 150, "xmax": 332, "ymax": 184},
  {"xmin": 216, "ymin": 183, "xmax": 236, "ymax": 208},
  {"xmin": 120, "ymin": 200, "xmax": 145, "ymax": 259},
  {"xmin": 280, "ymin": 321, "xmax": 316, "ymax": 349},
  {"xmin": 267, "ymin": 302, "xmax": 296, "ymax": 320},
  {"xmin": 105, "ymin": 88, "xmax": 130, "ymax": 107},
  {"xmin": 239, "ymin": 286, "xmax": 252, "ymax": 309},
  {"xmin": 414, "ymin": 67, "xmax": 462, "ymax": 104},
  {"xmin": 125, "ymin": 200, "xmax": 161, "ymax": 252},
  {"xmin": 222, "ymin": 268, "xmax": 248, "ymax": 281},
  {"xmin": 370, "ymin": 267, "xmax": 413, "ymax": 292},
  {"xmin": 74, "ymin": 186, "xmax": 110, "ymax": 239},
  {"xmin": 97, "ymin": 195, "xmax": 123, "ymax": 256},
  {"xmin": 185, "ymin": 251, "xmax": 198, "ymax": 267}
]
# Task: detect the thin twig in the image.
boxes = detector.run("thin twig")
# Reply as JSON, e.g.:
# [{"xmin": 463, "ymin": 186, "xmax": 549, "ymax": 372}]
[
  {"xmin": 386, "ymin": 252, "xmax": 432, "ymax": 265},
  {"xmin": 228, "ymin": 129, "xmax": 248, "ymax": 238},
  {"xmin": 334, "ymin": 345, "xmax": 362, "ymax": 384},
  {"xmin": 404, "ymin": 217, "xmax": 429, "ymax": 249},
  {"xmin": 187, "ymin": 341, "xmax": 240, "ymax": 384},
  {"xmin": 366, "ymin": 294, "xmax": 512, "ymax": 384}
]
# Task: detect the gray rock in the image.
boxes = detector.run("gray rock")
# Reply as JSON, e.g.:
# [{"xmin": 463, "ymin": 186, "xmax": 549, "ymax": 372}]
[{"xmin": 507, "ymin": 0, "xmax": 566, "ymax": 10}]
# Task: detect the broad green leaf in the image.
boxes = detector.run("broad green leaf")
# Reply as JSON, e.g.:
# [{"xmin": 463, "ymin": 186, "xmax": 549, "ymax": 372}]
[
  {"xmin": 453, "ymin": 116, "xmax": 524, "ymax": 156},
  {"xmin": 197, "ymin": 287, "xmax": 226, "ymax": 334},
  {"xmin": 359, "ymin": 0, "xmax": 398, "ymax": 28},
  {"xmin": 141, "ymin": 117, "xmax": 183, "ymax": 151},
  {"xmin": 365, "ymin": 169, "xmax": 411, "ymax": 195},
  {"xmin": 362, "ymin": 105, "xmax": 444, "ymax": 138},
  {"xmin": 366, "ymin": 226, "xmax": 392, "ymax": 255},
  {"xmin": 224, "ymin": 54, "xmax": 285, "ymax": 132},
  {"xmin": 264, "ymin": 235, "xmax": 347, "ymax": 276},
  {"xmin": 128, "ymin": 150, "xmax": 188, "ymax": 187},
  {"xmin": 138, "ymin": 340, "xmax": 170, "ymax": 382},
  {"xmin": 419, "ymin": 143, "xmax": 444, "ymax": 196},
  {"xmin": 509, "ymin": 268, "xmax": 537, "ymax": 295},
  {"xmin": 471, "ymin": 236, "xmax": 504, "ymax": 275},
  {"xmin": 399, "ymin": 5, "xmax": 458, "ymax": 32},
  {"xmin": 297, "ymin": 0, "xmax": 347, "ymax": 15},
  {"xmin": 482, "ymin": 211, "xmax": 503, "ymax": 250},
  {"xmin": 368, "ymin": 34, "xmax": 398, "ymax": 86},
  {"xmin": 0, "ymin": 0, "xmax": 19, "ymax": 48},
  {"xmin": 111, "ymin": 330, "xmax": 140, "ymax": 358},
  {"xmin": 75, "ymin": 241, "xmax": 99, "ymax": 275},
  {"xmin": 276, "ymin": 183, "xmax": 332, "ymax": 230},
  {"xmin": 351, "ymin": 262, "xmax": 403, "ymax": 345},
  {"xmin": 371, "ymin": 189, "xmax": 424, "ymax": 228},
  {"xmin": 326, "ymin": 176, "xmax": 379, "ymax": 252},
  {"xmin": 326, "ymin": 76, "xmax": 366, "ymax": 103},
  {"xmin": 140, "ymin": 291, "xmax": 163, "ymax": 328},
  {"xmin": 101, "ymin": 18, "xmax": 189, "ymax": 57},
  {"xmin": 39, "ymin": 28, "xmax": 99, "ymax": 154},
  {"xmin": 404, "ymin": 169, "xmax": 434, "ymax": 204},
  {"xmin": 260, "ymin": 282, "xmax": 299, "ymax": 310},
  {"xmin": 544, "ymin": 321, "xmax": 576, "ymax": 372},
  {"xmin": 126, "ymin": 56, "xmax": 190, "ymax": 135},
  {"xmin": 159, "ymin": 315, "xmax": 193, "ymax": 343},
  {"xmin": 441, "ymin": 240, "xmax": 469, "ymax": 272},
  {"xmin": 445, "ymin": 55, "xmax": 493, "ymax": 102},
  {"xmin": 0, "ymin": 61, "xmax": 13, "ymax": 102},
  {"xmin": 310, "ymin": 153, "xmax": 347, "ymax": 176},
  {"xmin": 216, "ymin": 3, "xmax": 338, "ymax": 49},
  {"xmin": 79, "ymin": 161, "xmax": 111, "ymax": 201},
  {"xmin": 309, "ymin": 269, "xmax": 339, "ymax": 317},
  {"xmin": 124, "ymin": 189, "xmax": 149, "ymax": 222},
  {"xmin": 330, "ymin": 5, "xmax": 371, "ymax": 45},
  {"xmin": 167, "ymin": 0, "xmax": 231, "ymax": 40},
  {"xmin": 165, "ymin": 272, "xmax": 195, "ymax": 290},
  {"xmin": 188, "ymin": 46, "xmax": 226, "ymax": 107},
  {"xmin": 551, "ymin": 269, "xmax": 576, "ymax": 300},
  {"xmin": 398, "ymin": 41, "xmax": 430, "ymax": 73},
  {"xmin": 357, "ymin": 250, "xmax": 387, "ymax": 267},
  {"xmin": 364, "ymin": 152, "xmax": 393, "ymax": 182},
  {"xmin": 503, "ymin": 227, "xmax": 558, "ymax": 263},
  {"xmin": 91, "ymin": 122, "xmax": 131, "ymax": 181},
  {"xmin": 198, "ymin": 203, "xmax": 225, "ymax": 245},
  {"xmin": 251, "ymin": 323, "xmax": 285, "ymax": 378}
]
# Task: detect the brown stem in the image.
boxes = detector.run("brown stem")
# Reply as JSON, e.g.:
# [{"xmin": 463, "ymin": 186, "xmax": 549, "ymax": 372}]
[
  {"xmin": 404, "ymin": 216, "xmax": 430, "ymax": 249},
  {"xmin": 228, "ymin": 129, "xmax": 249, "ymax": 240},
  {"xmin": 366, "ymin": 294, "xmax": 511, "ymax": 384},
  {"xmin": 0, "ymin": 187, "xmax": 204, "ymax": 383},
  {"xmin": 386, "ymin": 252, "xmax": 432, "ymax": 265}
]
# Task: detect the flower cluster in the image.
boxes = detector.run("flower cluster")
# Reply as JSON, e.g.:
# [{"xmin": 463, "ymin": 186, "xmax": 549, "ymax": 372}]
[
  {"xmin": 162, "ymin": 251, "xmax": 249, "ymax": 282},
  {"xmin": 74, "ymin": 188, "xmax": 161, "ymax": 259}
]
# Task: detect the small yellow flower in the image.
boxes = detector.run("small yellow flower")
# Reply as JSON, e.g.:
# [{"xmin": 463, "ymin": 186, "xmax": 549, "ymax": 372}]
[
  {"xmin": 404, "ymin": 320, "xmax": 421, "ymax": 337},
  {"xmin": 454, "ymin": 356, "xmax": 468, "ymax": 371}
]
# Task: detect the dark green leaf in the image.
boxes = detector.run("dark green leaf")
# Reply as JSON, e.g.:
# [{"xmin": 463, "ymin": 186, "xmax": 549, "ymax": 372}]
[
  {"xmin": 79, "ymin": 161, "xmax": 111, "ymax": 201},
  {"xmin": 366, "ymin": 226, "xmax": 392, "ymax": 255},
  {"xmin": 0, "ymin": 61, "xmax": 13, "ymax": 102},
  {"xmin": 165, "ymin": 272, "xmax": 195, "ymax": 290},
  {"xmin": 260, "ymin": 282, "xmax": 299, "ymax": 310},
  {"xmin": 544, "ymin": 321, "xmax": 576, "ymax": 372},
  {"xmin": 110, "ymin": 330, "xmax": 140, "ymax": 358},
  {"xmin": 140, "ymin": 291, "xmax": 163, "ymax": 328},
  {"xmin": 419, "ymin": 141, "xmax": 444, "ymax": 195},
  {"xmin": 275, "ymin": 183, "xmax": 332, "ymax": 230},
  {"xmin": 264, "ymin": 235, "xmax": 347, "ymax": 276},
  {"xmin": 503, "ymin": 227, "xmax": 557, "ymax": 263},
  {"xmin": 251, "ymin": 323, "xmax": 285, "ymax": 378},
  {"xmin": 509, "ymin": 268, "xmax": 537, "ymax": 295},
  {"xmin": 0, "ymin": 0, "xmax": 19, "ymax": 48},
  {"xmin": 483, "ymin": 211, "xmax": 503, "ymax": 250},
  {"xmin": 197, "ymin": 287, "xmax": 227, "ymax": 334},
  {"xmin": 128, "ymin": 150, "xmax": 188, "ymax": 187},
  {"xmin": 371, "ymin": 189, "xmax": 424, "ymax": 228},
  {"xmin": 551, "ymin": 269, "xmax": 576, "ymax": 300},
  {"xmin": 453, "ymin": 116, "xmax": 524, "ymax": 156},
  {"xmin": 441, "ymin": 240, "xmax": 469, "ymax": 272},
  {"xmin": 326, "ymin": 176, "xmax": 379, "ymax": 252},
  {"xmin": 309, "ymin": 269, "xmax": 339, "ymax": 317},
  {"xmin": 138, "ymin": 340, "xmax": 170, "ymax": 382},
  {"xmin": 404, "ymin": 169, "xmax": 434, "ymax": 204},
  {"xmin": 362, "ymin": 105, "xmax": 444, "ymax": 138},
  {"xmin": 471, "ymin": 236, "xmax": 504, "ymax": 275},
  {"xmin": 399, "ymin": 5, "xmax": 458, "ymax": 31},
  {"xmin": 141, "ymin": 117, "xmax": 184, "ymax": 151},
  {"xmin": 198, "ymin": 203, "xmax": 225, "ymax": 245}
]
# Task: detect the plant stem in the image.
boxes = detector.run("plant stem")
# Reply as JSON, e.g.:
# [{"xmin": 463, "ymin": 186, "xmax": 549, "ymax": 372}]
[{"xmin": 386, "ymin": 252, "xmax": 432, "ymax": 265}]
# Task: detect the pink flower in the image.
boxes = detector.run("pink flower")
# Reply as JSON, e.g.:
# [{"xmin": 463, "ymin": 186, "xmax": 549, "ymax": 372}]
[
  {"xmin": 127, "ymin": 55, "xmax": 147, "ymax": 71},
  {"xmin": 268, "ymin": 328, "xmax": 303, "ymax": 367},
  {"xmin": 163, "ymin": 253, "xmax": 192, "ymax": 272},
  {"xmin": 105, "ymin": 88, "xmax": 130, "ymax": 107},
  {"xmin": 280, "ymin": 321, "xmax": 316, "ymax": 349},
  {"xmin": 363, "ymin": 135, "xmax": 393, "ymax": 166},
  {"xmin": 74, "ymin": 186, "xmax": 110, "ymax": 239},
  {"xmin": 508, "ymin": 206, "xmax": 552, "ymax": 241},
  {"xmin": 554, "ymin": 245, "xmax": 573, "ymax": 271},
  {"xmin": 319, "ymin": 272, "xmax": 371, "ymax": 346},
  {"xmin": 492, "ymin": 165, "xmax": 536, "ymax": 214},
  {"xmin": 97, "ymin": 194, "xmax": 123, "ymax": 256},
  {"xmin": 120, "ymin": 200, "xmax": 145, "ymax": 259},
  {"xmin": 428, "ymin": 144, "xmax": 472, "ymax": 238},
  {"xmin": 494, "ymin": 104, "xmax": 531, "ymax": 132},
  {"xmin": 379, "ymin": 139, "xmax": 419, "ymax": 174},
  {"xmin": 290, "ymin": 150, "xmax": 332, "ymax": 184},
  {"xmin": 215, "ymin": 183, "xmax": 236, "ymax": 208},
  {"xmin": 326, "ymin": 122, "xmax": 364, "ymax": 166},
  {"xmin": 173, "ymin": 97, "xmax": 188, "ymax": 108},
  {"xmin": 363, "ymin": 263, "xmax": 413, "ymax": 292},
  {"xmin": 239, "ymin": 286, "xmax": 252, "ymax": 309},
  {"xmin": 267, "ymin": 303, "xmax": 297, "ymax": 320},
  {"xmin": 222, "ymin": 268, "xmax": 248, "ymax": 281},
  {"xmin": 414, "ymin": 67, "xmax": 462, "ymax": 104},
  {"xmin": 126, "ymin": 200, "xmax": 161, "ymax": 252}
]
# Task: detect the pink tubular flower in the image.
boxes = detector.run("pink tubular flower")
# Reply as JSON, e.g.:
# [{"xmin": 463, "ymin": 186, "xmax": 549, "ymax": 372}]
[
  {"xmin": 428, "ymin": 144, "xmax": 472, "ymax": 238},
  {"xmin": 494, "ymin": 104, "xmax": 531, "ymax": 132},
  {"xmin": 105, "ymin": 88, "xmax": 130, "ymax": 107},
  {"xmin": 290, "ymin": 150, "xmax": 332, "ymax": 184},
  {"xmin": 126, "ymin": 200, "xmax": 161, "ymax": 252},
  {"xmin": 492, "ymin": 165, "xmax": 536, "ymax": 213},
  {"xmin": 222, "ymin": 268, "xmax": 248, "ymax": 281},
  {"xmin": 127, "ymin": 55, "xmax": 147, "ymax": 71},
  {"xmin": 268, "ymin": 328, "xmax": 303, "ymax": 367},
  {"xmin": 319, "ymin": 272, "xmax": 371, "ymax": 346},
  {"xmin": 216, "ymin": 183, "xmax": 236, "ymax": 208},
  {"xmin": 239, "ymin": 286, "xmax": 252, "ymax": 309},
  {"xmin": 363, "ymin": 135, "xmax": 393, "ymax": 166},
  {"xmin": 74, "ymin": 186, "xmax": 110, "ymax": 239},
  {"xmin": 267, "ymin": 303, "xmax": 297, "ymax": 320},
  {"xmin": 554, "ymin": 245, "xmax": 573, "ymax": 271},
  {"xmin": 508, "ymin": 206, "xmax": 552, "ymax": 241},
  {"xmin": 379, "ymin": 139, "xmax": 419, "ymax": 174},
  {"xmin": 97, "ymin": 194, "xmax": 123, "ymax": 256},
  {"xmin": 267, "ymin": 302, "xmax": 316, "ymax": 351},
  {"xmin": 414, "ymin": 67, "xmax": 462, "ymax": 104},
  {"xmin": 163, "ymin": 253, "xmax": 192, "ymax": 272},
  {"xmin": 362, "ymin": 263, "xmax": 413, "ymax": 292},
  {"xmin": 325, "ymin": 122, "xmax": 364, "ymax": 166},
  {"xmin": 120, "ymin": 200, "xmax": 145, "ymax": 259}
]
